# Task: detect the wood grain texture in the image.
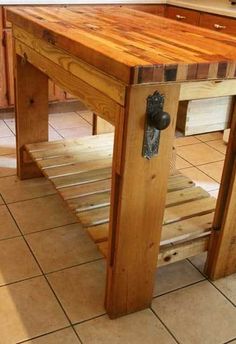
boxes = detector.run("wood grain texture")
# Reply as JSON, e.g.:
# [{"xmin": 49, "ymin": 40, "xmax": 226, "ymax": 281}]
[
  {"xmin": 15, "ymin": 39, "xmax": 122, "ymax": 126},
  {"xmin": 14, "ymin": 53, "xmax": 49, "ymax": 179},
  {"xmin": 7, "ymin": 5, "xmax": 236, "ymax": 85},
  {"xmin": 205, "ymin": 99, "xmax": 236, "ymax": 279}
]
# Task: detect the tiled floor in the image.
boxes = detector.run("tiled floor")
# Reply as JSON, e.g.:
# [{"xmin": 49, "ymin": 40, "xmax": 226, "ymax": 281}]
[{"xmin": 0, "ymin": 111, "xmax": 235, "ymax": 344}]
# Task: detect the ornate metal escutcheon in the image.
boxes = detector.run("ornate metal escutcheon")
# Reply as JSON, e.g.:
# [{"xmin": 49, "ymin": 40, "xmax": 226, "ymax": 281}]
[{"xmin": 142, "ymin": 91, "xmax": 171, "ymax": 159}]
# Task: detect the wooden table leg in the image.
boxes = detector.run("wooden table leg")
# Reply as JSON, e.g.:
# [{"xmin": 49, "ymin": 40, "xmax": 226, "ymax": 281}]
[
  {"xmin": 14, "ymin": 53, "xmax": 48, "ymax": 179},
  {"xmin": 105, "ymin": 84, "xmax": 180, "ymax": 318},
  {"xmin": 205, "ymin": 99, "xmax": 236, "ymax": 279}
]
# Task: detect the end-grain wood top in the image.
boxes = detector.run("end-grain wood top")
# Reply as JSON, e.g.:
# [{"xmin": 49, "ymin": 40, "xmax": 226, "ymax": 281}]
[{"xmin": 7, "ymin": 5, "xmax": 236, "ymax": 84}]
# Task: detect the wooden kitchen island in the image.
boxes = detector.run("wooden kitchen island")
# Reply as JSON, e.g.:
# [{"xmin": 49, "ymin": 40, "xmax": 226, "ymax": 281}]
[{"xmin": 7, "ymin": 5, "xmax": 236, "ymax": 318}]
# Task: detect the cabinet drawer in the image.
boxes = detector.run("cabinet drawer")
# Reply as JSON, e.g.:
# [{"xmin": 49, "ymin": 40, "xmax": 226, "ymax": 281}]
[
  {"xmin": 0, "ymin": 21, "xmax": 8, "ymax": 108},
  {"xmin": 123, "ymin": 4, "xmax": 165, "ymax": 16},
  {"xmin": 166, "ymin": 6, "xmax": 200, "ymax": 26},
  {"xmin": 200, "ymin": 13, "xmax": 236, "ymax": 36}
]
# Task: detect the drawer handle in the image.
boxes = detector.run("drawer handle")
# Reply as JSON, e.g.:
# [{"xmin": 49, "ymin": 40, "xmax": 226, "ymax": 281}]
[
  {"xmin": 176, "ymin": 14, "xmax": 186, "ymax": 20},
  {"xmin": 214, "ymin": 24, "xmax": 226, "ymax": 30}
]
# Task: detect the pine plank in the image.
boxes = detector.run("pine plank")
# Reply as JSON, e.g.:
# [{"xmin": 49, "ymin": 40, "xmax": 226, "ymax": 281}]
[{"xmin": 97, "ymin": 236, "xmax": 209, "ymax": 266}]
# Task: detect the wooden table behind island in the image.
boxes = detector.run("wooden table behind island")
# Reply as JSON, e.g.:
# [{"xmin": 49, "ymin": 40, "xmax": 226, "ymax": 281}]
[{"xmin": 7, "ymin": 5, "xmax": 236, "ymax": 318}]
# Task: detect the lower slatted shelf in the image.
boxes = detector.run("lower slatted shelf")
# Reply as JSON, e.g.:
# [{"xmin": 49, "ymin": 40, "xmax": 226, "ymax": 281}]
[{"xmin": 26, "ymin": 133, "xmax": 216, "ymax": 266}]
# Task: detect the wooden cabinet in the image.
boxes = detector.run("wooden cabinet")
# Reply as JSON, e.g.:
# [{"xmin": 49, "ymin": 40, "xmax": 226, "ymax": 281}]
[
  {"xmin": 0, "ymin": 8, "xmax": 8, "ymax": 108},
  {"xmin": 0, "ymin": 5, "xmax": 70, "ymax": 110},
  {"xmin": 123, "ymin": 4, "xmax": 165, "ymax": 16},
  {"xmin": 4, "ymin": 29, "xmax": 14, "ymax": 105},
  {"xmin": 200, "ymin": 13, "xmax": 236, "ymax": 36},
  {"xmin": 165, "ymin": 5, "xmax": 200, "ymax": 26}
]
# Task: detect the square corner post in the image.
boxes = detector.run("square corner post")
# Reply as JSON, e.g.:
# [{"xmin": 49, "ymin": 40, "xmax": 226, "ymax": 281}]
[
  {"xmin": 14, "ymin": 39, "xmax": 49, "ymax": 180},
  {"xmin": 205, "ymin": 98, "xmax": 236, "ymax": 279},
  {"xmin": 105, "ymin": 83, "xmax": 180, "ymax": 318}
]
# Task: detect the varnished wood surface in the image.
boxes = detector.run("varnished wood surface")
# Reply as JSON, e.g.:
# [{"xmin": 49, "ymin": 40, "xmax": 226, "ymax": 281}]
[{"xmin": 7, "ymin": 5, "xmax": 236, "ymax": 84}]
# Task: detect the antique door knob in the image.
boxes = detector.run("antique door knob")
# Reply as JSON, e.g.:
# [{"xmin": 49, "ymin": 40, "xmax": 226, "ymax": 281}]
[{"xmin": 150, "ymin": 110, "xmax": 171, "ymax": 130}]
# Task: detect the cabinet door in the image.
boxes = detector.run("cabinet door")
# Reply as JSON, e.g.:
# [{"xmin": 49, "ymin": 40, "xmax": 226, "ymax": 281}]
[
  {"xmin": 200, "ymin": 13, "xmax": 236, "ymax": 36},
  {"xmin": 5, "ymin": 29, "xmax": 14, "ymax": 106},
  {"xmin": 0, "ymin": 8, "xmax": 8, "ymax": 108},
  {"xmin": 166, "ymin": 5, "xmax": 200, "ymax": 26},
  {"xmin": 124, "ymin": 4, "xmax": 165, "ymax": 16}
]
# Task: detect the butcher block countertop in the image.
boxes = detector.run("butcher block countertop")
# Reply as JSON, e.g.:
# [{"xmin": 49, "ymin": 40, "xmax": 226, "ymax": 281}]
[
  {"xmin": 3, "ymin": 0, "xmax": 236, "ymax": 19},
  {"xmin": 7, "ymin": 5, "xmax": 236, "ymax": 85}
]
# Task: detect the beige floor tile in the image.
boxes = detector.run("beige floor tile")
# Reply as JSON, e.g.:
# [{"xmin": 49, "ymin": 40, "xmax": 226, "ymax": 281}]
[
  {"xmin": 153, "ymin": 260, "xmax": 205, "ymax": 297},
  {"xmin": 189, "ymin": 252, "xmax": 207, "ymax": 274},
  {"xmin": 175, "ymin": 136, "xmax": 200, "ymax": 147},
  {"xmin": 0, "ymin": 194, "xmax": 4, "ymax": 205},
  {"xmin": 8, "ymin": 194, "xmax": 76, "ymax": 234},
  {"xmin": 59, "ymin": 125, "xmax": 92, "ymax": 139},
  {"xmin": 177, "ymin": 142, "xmax": 224, "ymax": 166},
  {"xmin": 198, "ymin": 160, "xmax": 224, "ymax": 183},
  {"xmin": 23, "ymin": 327, "xmax": 80, "ymax": 344},
  {"xmin": 75, "ymin": 309, "xmax": 176, "ymax": 344},
  {"xmin": 152, "ymin": 281, "xmax": 236, "ymax": 344},
  {"xmin": 213, "ymin": 274, "xmax": 236, "ymax": 305},
  {"xmin": 49, "ymin": 126, "xmax": 63, "ymax": 141},
  {"xmin": 176, "ymin": 155, "xmax": 191, "ymax": 169},
  {"xmin": 4, "ymin": 118, "xmax": 15, "ymax": 135},
  {"xmin": 195, "ymin": 131, "xmax": 223, "ymax": 142},
  {"xmin": 78, "ymin": 111, "xmax": 93, "ymax": 125},
  {"xmin": 0, "ymin": 205, "xmax": 21, "ymax": 240},
  {"xmin": 207, "ymin": 139, "xmax": 227, "ymax": 154},
  {"xmin": 47, "ymin": 260, "xmax": 106, "ymax": 323},
  {"xmin": 0, "ymin": 120, "xmax": 14, "ymax": 138},
  {"xmin": 0, "ymin": 154, "xmax": 16, "ymax": 177},
  {"xmin": 0, "ymin": 136, "xmax": 16, "ymax": 155},
  {"xmin": 0, "ymin": 237, "xmax": 41, "ymax": 286},
  {"xmin": 0, "ymin": 176, "xmax": 56, "ymax": 203},
  {"xmin": 25, "ymin": 223, "xmax": 101, "ymax": 273},
  {"xmin": 49, "ymin": 112, "xmax": 88, "ymax": 130},
  {"xmin": 0, "ymin": 276, "xmax": 69, "ymax": 343},
  {"xmin": 180, "ymin": 167, "xmax": 219, "ymax": 191}
]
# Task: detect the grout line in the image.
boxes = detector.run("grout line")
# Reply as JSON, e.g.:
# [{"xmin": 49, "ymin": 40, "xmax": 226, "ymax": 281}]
[
  {"xmin": 152, "ymin": 279, "xmax": 205, "ymax": 300},
  {"xmin": 187, "ymin": 260, "xmax": 236, "ymax": 308},
  {"xmin": 4, "ymin": 204, "xmax": 79, "ymax": 331},
  {"xmin": 3, "ymin": 119, "xmax": 16, "ymax": 136},
  {"xmin": 208, "ymin": 280, "xmax": 236, "ymax": 308},
  {"xmin": 150, "ymin": 307, "xmax": 180, "ymax": 344},
  {"xmin": 73, "ymin": 312, "xmax": 107, "ymax": 326},
  {"xmin": 5, "ymin": 191, "xmax": 60, "ymax": 206},
  {"xmin": 224, "ymin": 337, "xmax": 236, "ymax": 344},
  {"xmin": 44, "ymin": 257, "xmax": 104, "ymax": 276},
  {"xmin": 16, "ymin": 325, "xmax": 73, "ymax": 344},
  {"xmin": 0, "ymin": 274, "xmax": 43, "ymax": 289},
  {"xmin": 21, "ymin": 221, "xmax": 79, "ymax": 236}
]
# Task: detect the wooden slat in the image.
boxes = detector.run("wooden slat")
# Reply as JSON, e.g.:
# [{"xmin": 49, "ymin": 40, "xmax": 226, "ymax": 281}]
[
  {"xmin": 78, "ymin": 206, "xmax": 110, "ymax": 227},
  {"xmin": 180, "ymin": 80, "xmax": 236, "ymax": 101},
  {"xmin": 163, "ymin": 197, "xmax": 216, "ymax": 225},
  {"xmin": 158, "ymin": 236, "xmax": 209, "ymax": 266},
  {"xmin": 87, "ymin": 212, "xmax": 214, "ymax": 246},
  {"xmin": 97, "ymin": 236, "xmax": 209, "ymax": 266},
  {"xmin": 60, "ymin": 179, "xmax": 112, "ymax": 200},
  {"xmin": 68, "ymin": 190, "xmax": 110, "ymax": 213},
  {"xmin": 52, "ymin": 167, "xmax": 112, "ymax": 189}
]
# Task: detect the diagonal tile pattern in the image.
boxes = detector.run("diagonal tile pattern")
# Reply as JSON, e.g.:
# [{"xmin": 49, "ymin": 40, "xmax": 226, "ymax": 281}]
[{"xmin": 0, "ymin": 111, "xmax": 235, "ymax": 344}]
